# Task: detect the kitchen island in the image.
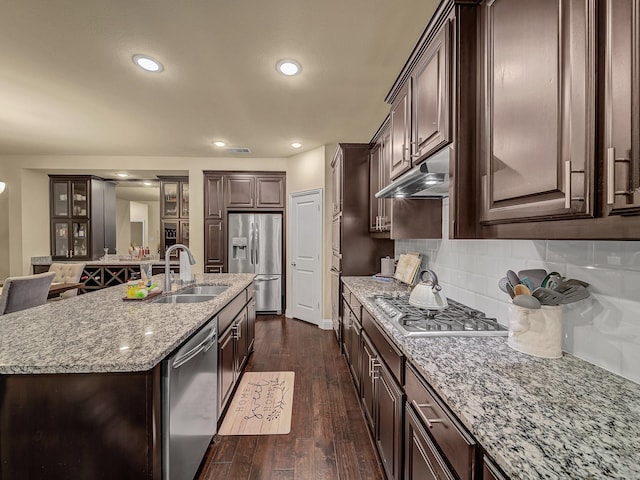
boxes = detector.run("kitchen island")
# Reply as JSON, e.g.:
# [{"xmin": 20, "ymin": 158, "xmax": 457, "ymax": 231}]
[
  {"xmin": 0, "ymin": 273, "xmax": 255, "ymax": 479},
  {"xmin": 343, "ymin": 276, "xmax": 640, "ymax": 480}
]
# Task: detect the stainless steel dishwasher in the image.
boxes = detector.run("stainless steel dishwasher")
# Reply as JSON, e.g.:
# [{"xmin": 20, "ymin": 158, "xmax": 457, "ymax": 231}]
[{"xmin": 162, "ymin": 316, "xmax": 218, "ymax": 480}]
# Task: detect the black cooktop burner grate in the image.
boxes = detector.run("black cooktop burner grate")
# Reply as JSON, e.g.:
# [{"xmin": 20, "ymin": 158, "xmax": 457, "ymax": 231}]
[{"xmin": 370, "ymin": 294, "xmax": 508, "ymax": 336}]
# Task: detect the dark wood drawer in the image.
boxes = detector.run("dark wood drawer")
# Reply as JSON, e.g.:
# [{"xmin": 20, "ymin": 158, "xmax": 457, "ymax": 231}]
[
  {"xmin": 218, "ymin": 290, "xmax": 248, "ymax": 334},
  {"xmin": 405, "ymin": 363, "xmax": 477, "ymax": 480},
  {"xmin": 362, "ymin": 308, "xmax": 403, "ymax": 384}
]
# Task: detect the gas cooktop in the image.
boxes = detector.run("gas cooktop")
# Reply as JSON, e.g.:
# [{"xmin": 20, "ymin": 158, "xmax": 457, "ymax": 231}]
[{"xmin": 369, "ymin": 294, "xmax": 508, "ymax": 337}]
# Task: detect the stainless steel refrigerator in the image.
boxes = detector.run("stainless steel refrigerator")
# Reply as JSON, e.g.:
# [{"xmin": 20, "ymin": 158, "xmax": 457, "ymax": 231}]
[{"xmin": 228, "ymin": 213, "xmax": 282, "ymax": 314}]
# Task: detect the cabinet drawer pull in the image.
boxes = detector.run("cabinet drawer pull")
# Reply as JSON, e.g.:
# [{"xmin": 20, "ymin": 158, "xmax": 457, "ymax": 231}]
[
  {"xmin": 564, "ymin": 161, "xmax": 571, "ymax": 209},
  {"xmin": 412, "ymin": 399, "xmax": 444, "ymax": 429},
  {"xmin": 607, "ymin": 147, "xmax": 615, "ymax": 205},
  {"xmin": 372, "ymin": 359, "xmax": 381, "ymax": 380}
]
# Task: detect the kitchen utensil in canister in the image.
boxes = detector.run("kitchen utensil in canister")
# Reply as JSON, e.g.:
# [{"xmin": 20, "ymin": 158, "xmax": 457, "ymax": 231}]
[
  {"xmin": 498, "ymin": 277, "xmax": 510, "ymax": 295},
  {"xmin": 506, "ymin": 270, "xmax": 521, "ymax": 289},
  {"xmin": 512, "ymin": 294, "xmax": 541, "ymax": 309},
  {"xmin": 409, "ymin": 269, "xmax": 448, "ymax": 310},
  {"xmin": 513, "ymin": 284, "xmax": 531, "ymax": 296},
  {"xmin": 517, "ymin": 269, "xmax": 548, "ymax": 290},
  {"xmin": 532, "ymin": 287, "xmax": 565, "ymax": 305}
]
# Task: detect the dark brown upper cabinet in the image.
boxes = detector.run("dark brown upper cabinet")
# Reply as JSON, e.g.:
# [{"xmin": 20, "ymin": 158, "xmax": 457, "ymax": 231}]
[
  {"xmin": 479, "ymin": 0, "xmax": 596, "ymax": 224},
  {"xmin": 205, "ymin": 174, "xmax": 224, "ymax": 219},
  {"xmin": 380, "ymin": 1, "xmax": 478, "ymax": 239},
  {"xmin": 225, "ymin": 173, "xmax": 285, "ymax": 209},
  {"xmin": 225, "ymin": 175, "xmax": 256, "ymax": 209},
  {"xmin": 602, "ymin": 0, "xmax": 640, "ymax": 216},
  {"xmin": 411, "ymin": 20, "xmax": 451, "ymax": 164},
  {"xmin": 332, "ymin": 148, "xmax": 344, "ymax": 217},
  {"xmin": 389, "ymin": 85, "xmax": 411, "ymax": 180},
  {"xmin": 370, "ymin": 119, "xmax": 392, "ymax": 234},
  {"xmin": 256, "ymin": 175, "xmax": 285, "ymax": 209}
]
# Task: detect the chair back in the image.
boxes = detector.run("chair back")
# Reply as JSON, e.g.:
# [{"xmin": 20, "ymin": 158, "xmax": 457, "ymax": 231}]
[
  {"xmin": 48, "ymin": 263, "xmax": 86, "ymax": 298},
  {"xmin": 0, "ymin": 272, "xmax": 56, "ymax": 315}
]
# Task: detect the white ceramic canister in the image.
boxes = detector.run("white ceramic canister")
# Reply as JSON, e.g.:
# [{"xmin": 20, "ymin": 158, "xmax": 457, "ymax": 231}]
[{"xmin": 507, "ymin": 304, "xmax": 563, "ymax": 358}]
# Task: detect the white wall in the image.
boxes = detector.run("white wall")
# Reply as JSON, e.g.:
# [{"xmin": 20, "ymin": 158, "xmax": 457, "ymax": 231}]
[
  {"xmin": 395, "ymin": 198, "xmax": 640, "ymax": 384},
  {"xmin": 0, "ymin": 165, "xmax": 9, "ymax": 280},
  {"xmin": 129, "ymin": 201, "xmax": 149, "ymax": 247},
  {"xmin": 115, "ymin": 198, "xmax": 131, "ymax": 254},
  {"xmin": 285, "ymin": 145, "xmax": 329, "ymax": 318}
]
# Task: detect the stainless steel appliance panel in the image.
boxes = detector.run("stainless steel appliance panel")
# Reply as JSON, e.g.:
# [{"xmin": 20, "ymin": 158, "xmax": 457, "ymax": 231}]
[
  {"xmin": 163, "ymin": 317, "xmax": 217, "ymax": 480},
  {"xmin": 254, "ymin": 274, "xmax": 282, "ymax": 314},
  {"xmin": 255, "ymin": 214, "xmax": 282, "ymax": 275},
  {"xmin": 228, "ymin": 213, "xmax": 254, "ymax": 274},
  {"xmin": 228, "ymin": 213, "xmax": 283, "ymax": 313}
]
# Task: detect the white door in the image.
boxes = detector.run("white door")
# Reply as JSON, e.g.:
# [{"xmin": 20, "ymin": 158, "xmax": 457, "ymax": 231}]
[{"xmin": 289, "ymin": 189, "xmax": 322, "ymax": 325}]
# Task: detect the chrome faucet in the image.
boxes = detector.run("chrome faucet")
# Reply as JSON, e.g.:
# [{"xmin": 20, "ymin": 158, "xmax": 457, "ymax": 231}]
[{"xmin": 164, "ymin": 244, "xmax": 196, "ymax": 292}]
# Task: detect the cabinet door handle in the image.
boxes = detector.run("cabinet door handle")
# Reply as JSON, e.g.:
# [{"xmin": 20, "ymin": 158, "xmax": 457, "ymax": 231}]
[
  {"xmin": 607, "ymin": 147, "xmax": 615, "ymax": 205},
  {"xmin": 412, "ymin": 400, "xmax": 444, "ymax": 429},
  {"xmin": 371, "ymin": 359, "xmax": 381, "ymax": 381},
  {"xmin": 564, "ymin": 161, "xmax": 572, "ymax": 209}
]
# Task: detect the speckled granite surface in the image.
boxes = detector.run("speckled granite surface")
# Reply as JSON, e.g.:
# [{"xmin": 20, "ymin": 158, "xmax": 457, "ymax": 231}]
[
  {"xmin": 343, "ymin": 276, "xmax": 640, "ymax": 480},
  {"xmin": 0, "ymin": 274, "xmax": 254, "ymax": 374}
]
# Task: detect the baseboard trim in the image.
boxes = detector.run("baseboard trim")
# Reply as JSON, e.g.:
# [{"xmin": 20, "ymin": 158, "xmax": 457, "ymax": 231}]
[{"xmin": 319, "ymin": 318, "xmax": 333, "ymax": 330}]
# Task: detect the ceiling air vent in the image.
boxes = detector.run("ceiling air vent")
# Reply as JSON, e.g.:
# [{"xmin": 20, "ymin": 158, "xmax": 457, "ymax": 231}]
[{"xmin": 226, "ymin": 147, "xmax": 252, "ymax": 154}]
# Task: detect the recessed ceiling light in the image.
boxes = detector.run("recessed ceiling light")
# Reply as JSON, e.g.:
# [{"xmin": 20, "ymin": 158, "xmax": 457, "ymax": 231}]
[
  {"xmin": 276, "ymin": 59, "xmax": 301, "ymax": 76},
  {"xmin": 291, "ymin": 142, "xmax": 302, "ymax": 149},
  {"xmin": 142, "ymin": 181, "xmax": 153, "ymax": 186},
  {"xmin": 132, "ymin": 54, "xmax": 164, "ymax": 73},
  {"xmin": 213, "ymin": 141, "xmax": 226, "ymax": 148},
  {"xmin": 116, "ymin": 173, "xmax": 129, "ymax": 178}
]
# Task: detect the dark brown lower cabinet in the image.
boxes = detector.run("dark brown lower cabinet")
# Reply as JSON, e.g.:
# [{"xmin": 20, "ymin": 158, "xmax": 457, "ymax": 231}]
[
  {"xmin": 361, "ymin": 333, "xmax": 377, "ymax": 431},
  {"xmin": 0, "ymin": 370, "xmax": 161, "ymax": 479},
  {"xmin": 217, "ymin": 321, "xmax": 236, "ymax": 419},
  {"xmin": 235, "ymin": 308, "xmax": 249, "ymax": 374},
  {"xmin": 342, "ymin": 299, "xmax": 362, "ymax": 394},
  {"xmin": 405, "ymin": 404, "xmax": 455, "ymax": 480},
  {"xmin": 246, "ymin": 296, "xmax": 256, "ymax": 353},
  {"xmin": 359, "ymin": 330, "xmax": 404, "ymax": 480},
  {"xmin": 375, "ymin": 360, "xmax": 404, "ymax": 480},
  {"xmin": 483, "ymin": 455, "xmax": 508, "ymax": 480},
  {"xmin": 405, "ymin": 363, "xmax": 477, "ymax": 480},
  {"xmin": 217, "ymin": 289, "xmax": 255, "ymax": 420}
]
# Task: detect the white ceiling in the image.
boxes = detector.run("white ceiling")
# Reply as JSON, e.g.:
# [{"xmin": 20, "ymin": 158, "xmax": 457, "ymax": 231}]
[{"xmin": 0, "ymin": 0, "xmax": 439, "ymax": 158}]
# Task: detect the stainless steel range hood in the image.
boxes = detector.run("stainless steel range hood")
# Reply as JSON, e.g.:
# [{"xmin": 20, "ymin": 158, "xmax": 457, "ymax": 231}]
[{"xmin": 375, "ymin": 147, "xmax": 449, "ymax": 198}]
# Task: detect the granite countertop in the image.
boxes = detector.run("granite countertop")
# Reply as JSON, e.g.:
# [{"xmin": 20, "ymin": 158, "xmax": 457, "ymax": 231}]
[
  {"xmin": 343, "ymin": 276, "xmax": 640, "ymax": 480},
  {"xmin": 0, "ymin": 273, "xmax": 254, "ymax": 375}
]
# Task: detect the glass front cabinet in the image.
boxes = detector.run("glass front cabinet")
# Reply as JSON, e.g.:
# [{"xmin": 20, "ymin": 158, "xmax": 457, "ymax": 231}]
[
  {"xmin": 50, "ymin": 177, "xmax": 92, "ymax": 260},
  {"xmin": 159, "ymin": 176, "xmax": 189, "ymax": 258}
]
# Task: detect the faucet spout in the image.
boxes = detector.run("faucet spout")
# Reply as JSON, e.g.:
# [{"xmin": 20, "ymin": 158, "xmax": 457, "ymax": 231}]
[{"xmin": 164, "ymin": 244, "xmax": 196, "ymax": 291}]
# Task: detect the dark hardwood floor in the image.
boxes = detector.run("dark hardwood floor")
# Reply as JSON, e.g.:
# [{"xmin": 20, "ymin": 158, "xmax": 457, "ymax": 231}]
[{"xmin": 198, "ymin": 315, "xmax": 385, "ymax": 480}]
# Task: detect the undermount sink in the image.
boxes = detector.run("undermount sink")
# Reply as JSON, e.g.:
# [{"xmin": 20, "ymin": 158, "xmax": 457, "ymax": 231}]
[
  {"xmin": 178, "ymin": 285, "xmax": 229, "ymax": 295},
  {"xmin": 152, "ymin": 294, "xmax": 217, "ymax": 304}
]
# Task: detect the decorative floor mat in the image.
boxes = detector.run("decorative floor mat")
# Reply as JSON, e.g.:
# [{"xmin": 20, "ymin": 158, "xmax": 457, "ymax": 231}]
[{"xmin": 218, "ymin": 371, "xmax": 295, "ymax": 436}]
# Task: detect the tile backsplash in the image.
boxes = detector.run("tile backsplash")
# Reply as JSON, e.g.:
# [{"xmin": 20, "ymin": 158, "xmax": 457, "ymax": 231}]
[{"xmin": 396, "ymin": 199, "xmax": 640, "ymax": 384}]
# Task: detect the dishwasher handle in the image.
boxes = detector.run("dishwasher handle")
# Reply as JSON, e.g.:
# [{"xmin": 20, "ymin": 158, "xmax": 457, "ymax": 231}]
[{"xmin": 172, "ymin": 325, "xmax": 217, "ymax": 369}]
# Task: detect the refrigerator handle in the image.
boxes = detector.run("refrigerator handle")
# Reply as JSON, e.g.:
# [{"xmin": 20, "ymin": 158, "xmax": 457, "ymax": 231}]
[
  {"xmin": 250, "ymin": 222, "xmax": 255, "ymax": 264},
  {"xmin": 255, "ymin": 222, "xmax": 259, "ymax": 265}
]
